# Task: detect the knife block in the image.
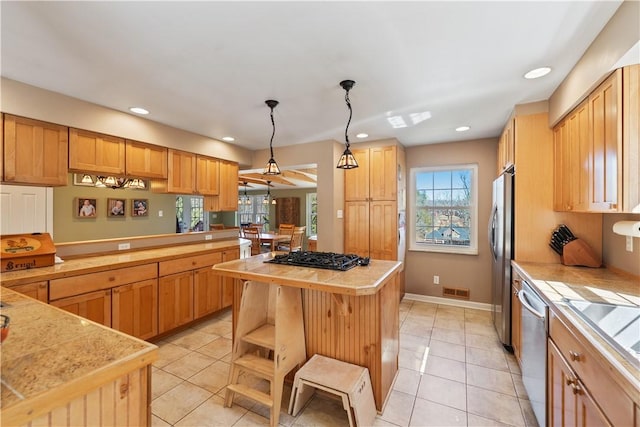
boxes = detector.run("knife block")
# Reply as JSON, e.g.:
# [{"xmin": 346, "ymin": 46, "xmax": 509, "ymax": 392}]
[{"xmin": 561, "ymin": 239, "xmax": 601, "ymax": 268}]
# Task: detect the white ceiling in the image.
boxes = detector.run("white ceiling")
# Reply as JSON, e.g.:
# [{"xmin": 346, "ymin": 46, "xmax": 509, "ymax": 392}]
[{"xmin": 1, "ymin": 1, "xmax": 623, "ymax": 151}]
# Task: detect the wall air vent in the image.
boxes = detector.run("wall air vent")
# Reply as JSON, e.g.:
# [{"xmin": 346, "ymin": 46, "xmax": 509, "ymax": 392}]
[{"xmin": 442, "ymin": 287, "xmax": 470, "ymax": 300}]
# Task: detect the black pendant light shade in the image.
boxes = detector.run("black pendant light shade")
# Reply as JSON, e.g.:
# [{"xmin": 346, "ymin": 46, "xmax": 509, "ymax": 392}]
[
  {"xmin": 336, "ymin": 79, "xmax": 359, "ymax": 169},
  {"xmin": 263, "ymin": 99, "xmax": 281, "ymax": 175}
]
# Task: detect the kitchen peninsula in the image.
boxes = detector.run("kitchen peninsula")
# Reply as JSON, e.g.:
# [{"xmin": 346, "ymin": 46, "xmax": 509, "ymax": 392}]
[{"xmin": 212, "ymin": 252, "xmax": 403, "ymax": 412}]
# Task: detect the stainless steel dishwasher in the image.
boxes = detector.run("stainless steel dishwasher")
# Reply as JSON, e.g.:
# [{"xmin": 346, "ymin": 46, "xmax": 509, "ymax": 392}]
[{"xmin": 519, "ymin": 280, "xmax": 548, "ymax": 427}]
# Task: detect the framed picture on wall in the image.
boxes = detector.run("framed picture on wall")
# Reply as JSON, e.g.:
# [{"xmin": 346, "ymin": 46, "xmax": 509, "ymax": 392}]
[
  {"xmin": 76, "ymin": 198, "xmax": 97, "ymax": 218},
  {"xmin": 107, "ymin": 198, "xmax": 126, "ymax": 217},
  {"xmin": 132, "ymin": 199, "xmax": 149, "ymax": 217}
]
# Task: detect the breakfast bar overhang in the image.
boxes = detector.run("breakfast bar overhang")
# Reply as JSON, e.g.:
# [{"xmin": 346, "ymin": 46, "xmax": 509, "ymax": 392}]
[{"xmin": 212, "ymin": 253, "xmax": 403, "ymax": 412}]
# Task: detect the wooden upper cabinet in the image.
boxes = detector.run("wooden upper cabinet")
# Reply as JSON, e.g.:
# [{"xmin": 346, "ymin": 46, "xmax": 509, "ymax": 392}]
[
  {"xmin": 211, "ymin": 160, "xmax": 238, "ymax": 211},
  {"xmin": 196, "ymin": 155, "xmax": 220, "ymax": 195},
  {"xmin": 166, "ymin": 149, "xmax": 196, "ymax": 194},
  {"xmin": 497, "ymin": 117, "xmax": 515, "ymax": 175},
  {"xmin": 125, "ymin": 140, "xmax": 167, "ymax": 179},
  {"xmin": 588, "ymin": 69, "xmax": 622, "ymax": 212},
  {"xmin": 3, "ymin": 114, "xmax": 68, "ymax": 186},
  {"xmin": 69, "ymin": 128, "xmax": 125, "ymax": 175},
  {"xmin": 345, "ymin": 146, "xmax": 396, "ymax": 201},
  {"xmin": 622, "ymin": 65, "xmax": 640, "ymax": 213},
  {"xmin": 345, "ymin": 148, "xmax": 370, "ymax": 201}
]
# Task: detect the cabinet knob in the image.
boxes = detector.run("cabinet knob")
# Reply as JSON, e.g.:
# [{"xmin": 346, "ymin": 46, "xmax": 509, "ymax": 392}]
[
  {"xmin": 565, "ymin": 377, "xmax": 576, "ymax": 386},
  {"xmin": 569, "ymin": 350, "xmax": 581, "ymax": 362}
]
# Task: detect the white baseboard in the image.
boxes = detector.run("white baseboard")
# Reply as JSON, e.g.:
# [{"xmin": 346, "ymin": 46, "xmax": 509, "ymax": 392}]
[{"xmin": 403, "ymin": 293, "xmax": 492, "ymax": 311}]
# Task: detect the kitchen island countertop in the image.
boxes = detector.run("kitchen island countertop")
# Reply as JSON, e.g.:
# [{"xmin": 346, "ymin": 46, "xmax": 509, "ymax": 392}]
[{"xmin": 0, "ymin": 287, "xmax": 158, "ymax": 425}]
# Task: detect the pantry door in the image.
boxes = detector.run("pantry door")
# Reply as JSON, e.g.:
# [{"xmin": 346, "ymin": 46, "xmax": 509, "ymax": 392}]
[{"xmin": 0, "ymin": 184, "xmax": 53, "ymax": 235}]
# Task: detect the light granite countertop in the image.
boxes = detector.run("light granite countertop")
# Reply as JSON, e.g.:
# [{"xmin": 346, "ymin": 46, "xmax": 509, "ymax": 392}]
[
  {"xmin": 0, "ymin": 238, "xmax": 244, "ymax": 287},
  {"xmin": 512, "ymin": 261, "xmax": 639, "ymax": 402},
  {"xmin": 213, "ymin": 252, "xmax": 402, "ymax": 296},
  {"xmin": 0, "ymin": 287, "xmax": 157, "ymax": 425}
]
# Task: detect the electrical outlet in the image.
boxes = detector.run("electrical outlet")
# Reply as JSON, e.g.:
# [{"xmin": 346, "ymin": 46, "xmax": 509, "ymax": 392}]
[
  {"xmin": 626, "ymin": 236, "xmax": 633, "ymax": 252},
  {"xmin": 205, "ymin": 234, "xmax": 213, "ymax": 240},
  {"xmin": 158, "ymin": 210, "xmax": 163, "ymax": 217},
  {"xmin": 118, "ymin": 243, "xmax": 130, "ymax": 250},
  {"xmin": 433, "ymin": 275, "xmax": 440, "ymax": 285}
]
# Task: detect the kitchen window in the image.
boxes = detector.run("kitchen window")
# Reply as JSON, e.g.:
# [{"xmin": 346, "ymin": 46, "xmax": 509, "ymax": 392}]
[
  {"xmin": 409, "ymin": 164, "xmax": 478, "ymax": 255},
  {"xmin": 238, "ymin": 195, "xmax": 270, "ymax": 230},
  {"xmin": 306, "ymin": 193, "xmax": 317, "ymax": 235}
]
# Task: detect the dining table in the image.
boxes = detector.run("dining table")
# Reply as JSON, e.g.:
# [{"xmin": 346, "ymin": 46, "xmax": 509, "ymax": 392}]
[{"xmin": 259, "ymin": 232, "xmax": 291, "ymax": 251}]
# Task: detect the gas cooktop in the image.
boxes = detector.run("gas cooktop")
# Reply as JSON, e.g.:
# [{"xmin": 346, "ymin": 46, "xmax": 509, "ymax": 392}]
[{"xmin": 265, "ymin": 251, "xmax": 369, "ymax": 271}]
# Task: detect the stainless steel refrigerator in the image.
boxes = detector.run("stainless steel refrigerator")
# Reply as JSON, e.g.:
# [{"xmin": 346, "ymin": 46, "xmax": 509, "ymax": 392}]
[{"xmin": 489, "ymin": 165, "xmax": 514, "ymax": 349}]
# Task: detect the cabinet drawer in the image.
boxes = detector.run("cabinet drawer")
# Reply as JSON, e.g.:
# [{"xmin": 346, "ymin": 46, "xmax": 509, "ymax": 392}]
[
  {"xmin": 159, "ymin": 252, "xmax": 223, "ymax": 276},
  {"xmin": 7, "ymin": 281, "xmax": 48, "ymax": 302},
  {"xmin": 549, "ymin": 311, "xmax": 634, "ymax": 427},
  {"xmin": 50, "ymin": 264, "xmax": 157, "ymax": 300}
]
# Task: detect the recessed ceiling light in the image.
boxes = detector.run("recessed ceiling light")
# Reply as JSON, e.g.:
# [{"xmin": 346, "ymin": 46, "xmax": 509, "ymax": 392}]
[
  {"xmin": 356, "ymin": 133, "xmax": 368, "ymax": 138},
  {"xmin": 222, "ymin": 136, "xmax": 235, "ymax": 142},
  {"xmin": 456, "ymin": 126, "xmax": 470, "ymax": 132},
  {"xmin": 129, "ymin": 107, "xmax": 149, "ymax": 115},
  {"xmin": 524, "ymin": 67, "xmax": 551, "ymax": 79}
]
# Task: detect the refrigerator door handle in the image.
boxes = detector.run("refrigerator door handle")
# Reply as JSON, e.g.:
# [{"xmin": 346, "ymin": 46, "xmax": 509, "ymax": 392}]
[{"xmin": 488, "ymin": 204, "xmax": 498, "ymax": 260}]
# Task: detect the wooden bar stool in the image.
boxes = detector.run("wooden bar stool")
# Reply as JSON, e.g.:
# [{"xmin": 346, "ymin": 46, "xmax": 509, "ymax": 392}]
[{"xmin": 288, "ymin": 354, "xmax": 376, "ymax": 427}]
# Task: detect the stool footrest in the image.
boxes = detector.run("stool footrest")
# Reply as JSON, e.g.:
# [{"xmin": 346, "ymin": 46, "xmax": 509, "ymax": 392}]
[
  {"xmin": 234, "ymin": 354, "xmax": 275, "ymax": 380},
  {"xmin": 242, "ymin": 323, "xmax": 276, "ymax": 350},
  {"xmin": 226, "ymin": 384, "xmax": 273, "ymax": 408}
]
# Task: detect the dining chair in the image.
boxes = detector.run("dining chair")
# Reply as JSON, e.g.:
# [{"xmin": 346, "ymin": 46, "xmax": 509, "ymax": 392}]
[
  {"xmin": 280, "ymin": 226, "xmax": 306, "ymax": 253},
  {"xmin": 243, "ymin": 226, "xmax": 263, "ymax": 256},
  {"xmin": 276, "ymin": 224, "xmax": 296, "ymax": 250}
]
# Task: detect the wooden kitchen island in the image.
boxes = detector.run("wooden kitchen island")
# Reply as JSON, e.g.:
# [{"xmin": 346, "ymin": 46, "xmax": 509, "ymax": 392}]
[{"xmin": 212, "ymin": 252, "xmax": 403, "ymax": 412}]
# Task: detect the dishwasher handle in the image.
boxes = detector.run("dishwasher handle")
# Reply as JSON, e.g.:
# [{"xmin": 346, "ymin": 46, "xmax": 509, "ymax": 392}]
[{"xmin": 518, "ymin": 288, "xmax": 546, "ymax": 320}]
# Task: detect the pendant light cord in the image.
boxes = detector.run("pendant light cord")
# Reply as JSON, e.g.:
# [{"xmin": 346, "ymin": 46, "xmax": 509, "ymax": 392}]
[
  {"xmin": 344, "ymin": 89, "xmax": 352, "ymax": 149},
  {"xmin": 269, "ymin": 106, "xmax": 276, "ymax": 158}
]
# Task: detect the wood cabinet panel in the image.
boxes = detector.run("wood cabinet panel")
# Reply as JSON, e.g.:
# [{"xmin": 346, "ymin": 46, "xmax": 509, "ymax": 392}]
[
  {"xmin": 125, "ymin": 140, "xmax": 167, "ymax": 178},
  {"xmin": 166, "ymin": 149, "xmax": 196, "ymax": 194},
  {"xmin": 7, "ymin": 280, "xmax": 48, "ymax": 302},
  {"xmin": 50, "ymin": 264, "xmax": 157, "ymax": 300},
  {"xmin": 204, "ymin": 160, "xmax": 238, "ymax": 211},
  {"xmin": 369, "ymin": 146, "xmax": 397, "ymax": 201},
  {"xmin": 50, "ymin": 289, "xmax": 112, "ymax": 327},
  {"xmin": 344, "ymin": 148, "xmax": 370, "ymax": 201},
  {"xmin": 589, "ymin": 69, "xmax": 622, "ymax": 211},
  {"xmin": 344, "ymin": 201, "xmax": 370, "ymax": 257},
  {"xmin": 112, "ymin": 278, "xmax": 158, "ymax": 340},
  {"xmin": 196, "ymin": 155, "xmax": 220, "ymax": 195},
  {"xmin": 369, "ymin": 201, "xmax": 396, "ymax": 260},
  {"xmin": 159, "ymin": 252, "xmax": 222, "ymax": 276},
  {"xmin": 511, "ymin": 276, "xmax": 522, "ymax": 364},
  {"xmin": 622, "ymin": 65, "xmax": 640, "ymax": 212},
  {"xmin": 158, "ymin": 271, "xmax": 194, "ymax": 333},
  {"xmin": 194, "ymin": 266, "xmax": 223, "ymax": 318},
  {"xmin": 3, "ymin": 114, "xmax": 68, "ymax": 186},
  {"xmin": 69, "ymin": 128, "xmax": 125, "ymax": 175},
  {"xmin": 275, "ymin": 197, "xmax": 300, "ymax": 227},
  {"xmin": 221, "ymin": 249, "xmax": 240, "ymax": 308}
]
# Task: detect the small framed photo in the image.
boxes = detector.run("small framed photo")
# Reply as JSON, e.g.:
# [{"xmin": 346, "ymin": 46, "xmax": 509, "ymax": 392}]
[
  {"xmin": 107, "ymin": 198, "xmax": 126, "ymax": 217},
  {"xmin": 132, "ymin": 199, "xmax": 149, "ymax": 217},
  {"xmin": 76, "ymin": 198, "xmax": 97, "ymax": 218}
]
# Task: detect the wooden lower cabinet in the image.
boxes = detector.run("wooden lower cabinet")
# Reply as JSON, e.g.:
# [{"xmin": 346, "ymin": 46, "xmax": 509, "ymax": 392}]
[
  {"xmin": 112, "ymin": 279, "xmax": 158, "ymax": 340},
  {"xmin": 50, "ymin": 289, "xmax": 112, "ymax": 327},
  {"xmin": 7, "ymin": 281, "xmax": 48, "ymax": 302},
  {"xmin": 344, "ymin": 200, "xmax": 397, "ymax": 260},
  {"xmin": 194, "ymin": 266, "xmax": 223, "ymax": 318},
  {"xmin": 548, "ymin": 340, "xmax": 610, "ymax": 426},
  {"xmin": 221, "ymin": 248, "xmax": 240, "ymax": 308},
  {"xmin": 511, "ymin": 276, "xmax": 522, "ymax": 364},
  {"xmin": 26, "ymin": 366, "xmax": 151, "ymax": 427},
  {"xmin": 158, "ymin": 272, "xmax": 194, "ymax": 334}
]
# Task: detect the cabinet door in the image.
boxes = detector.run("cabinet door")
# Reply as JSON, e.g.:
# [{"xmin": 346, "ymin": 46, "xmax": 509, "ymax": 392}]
[
  {"xmin": 125, "ymin": 140, "xmax": 168, "ymax": 179},
  {"xmin": 589, "ymin": 69, "xmax": 622, "ymax": 211},
  {"xmin": 548, "ymin": 340, "xmax": 578, "ymax": 427},
  {"xmin": 511, "ymin": 279, "xmax": 522, "ymax": 364},
  {"xmin": 221, "ymin": 249, "xmax": 240, "ymax": 308},
  {"xmin": 568, "ymin": 101, "xmax": 590, "ymax": 212},
  {"xmin": 8, "ymin": 281, "xmax": 48, "ymax": 302},
  {"xmin": 622, "ymin": 65, "xmax": 640, "ymax": 213},
  {"xmin": 158, "ymin": 271, "xmax": 194, "ymax": 333},
  {"xmin": 575, "ymin": 378, "xmax": 612, "ymax": 427},
  {"xmin": 369, "ymin": 200, "xmax": 396, "ymax": 260},
  {"xmin": 69, "ymin": 128, "xmax": 125, "ymax": 175},
  {"xmin": 3, "ymin": 114, "xmax": 68, "ymax": 186},
  {"xmin": 219, "ymin": 160, "xmax": 238, "ymax": 211},
  {"xmin": 50, "ymin": 290, "xmax": 112, "ymax": 327},
  {"xmin": 166, "ymin": 149, "xmax": 196, "ymax": 194},
  {"xmin": 112, "ymin": 279, "xmax": 158, "ymax": 340},
  {"xmin": 344, "ymin": 148, "xmax": 370, "ymax": 201},
  {"xmin": 553, "ymin": 121, "xmax": 569, "ymax": 211},
  {"xmin": 344, "ymin": 201, "xmax": 370, "ymax": 257},
  {"xmin": 196, "ymin": 156, "xmax": 220, "ymax": 196},
  {"xmin": 194, "ymin": 266, "xmax": 223, "ymax": 318},
  {"xmin": 369, "ymin": 146, "xmax": 397, "ymax": 201}
]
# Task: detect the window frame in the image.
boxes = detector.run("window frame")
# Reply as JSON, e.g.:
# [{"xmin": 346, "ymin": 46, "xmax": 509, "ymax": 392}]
[
  {"xmin": 306, "ymin": 192, "xmax": 317, "ymax": 236},
  {"xmin": 408, "ymin": 163, "xmax": 479, "ymax": 255}
]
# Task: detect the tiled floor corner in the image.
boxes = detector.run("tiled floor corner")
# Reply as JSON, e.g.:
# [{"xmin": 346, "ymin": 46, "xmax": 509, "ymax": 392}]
[{"xmin": 151, "ymin": 300, "xmax": 537, "ymax": 426}]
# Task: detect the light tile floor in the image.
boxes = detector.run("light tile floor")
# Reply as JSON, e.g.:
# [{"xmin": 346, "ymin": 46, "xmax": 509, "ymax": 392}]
[{"xmin": 151, "ymin": 299, "xmax": 538, "ymax": 427}]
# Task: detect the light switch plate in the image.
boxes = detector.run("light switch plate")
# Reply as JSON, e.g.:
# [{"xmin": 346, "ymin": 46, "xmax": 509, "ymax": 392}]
[
  {"xmin": 626, "ymin": 236, "xmax": 633, "ymax": 252},
  {"xmin": 337, "ymin": 209, "xmax": 343, "ymax": 219}
]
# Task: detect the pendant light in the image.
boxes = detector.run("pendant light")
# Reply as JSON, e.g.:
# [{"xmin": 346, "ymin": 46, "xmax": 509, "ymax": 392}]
[
  {"xmin": 240, "ymin": 181, "xmax": 251, "ymax": 205},
  {"xmin": 336, "ymin": 79, "xmax": 359, "ymax": 169},
  {"xmin": 262, "ymin": 180, "xmax": 277, "ymax": 205},
  {"xmin": 263, "ymin": 100, "xmax": 281, "ymax": 175}
]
